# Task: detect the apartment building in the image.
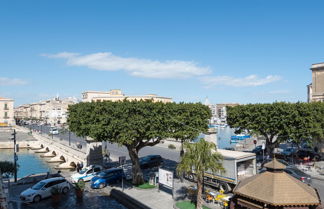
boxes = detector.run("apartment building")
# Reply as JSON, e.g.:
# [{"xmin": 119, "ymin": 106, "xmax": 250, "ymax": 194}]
[
  {"xmin": 15, "ymin": 97, "xmax": 78, "ymax": 126},
  {"xmin": 308, "ymin": 62, "xmax": 324, "ymax": 102},
  {"xmin": 0, "ymin": 97, "xmax": 15, "ymax": 126},
  {"xmin": 82, "ymin": 89, "xmax": 172, "ymax": 103}
]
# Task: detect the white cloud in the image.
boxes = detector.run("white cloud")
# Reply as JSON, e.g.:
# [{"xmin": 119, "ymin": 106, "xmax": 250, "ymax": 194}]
[
  {"xmin": 0, "ymin": 77, "xmax": 27, "ymax": 86},
  {"xmin": 201, "ymin": 74, "xmax": 281, "ymax": 88},
  {"xmin": 43, "ymin": 52, "xmax": 211, "ymax": 79}
]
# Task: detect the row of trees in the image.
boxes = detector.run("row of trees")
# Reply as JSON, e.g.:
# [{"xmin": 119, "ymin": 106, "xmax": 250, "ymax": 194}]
[
  {"xmin": 227, "ymin": 102, "xmax": 324, "ymax": 155},
  {"xmin": 67, "ymin": 100, "xmax": 211, "ymax": 185}
]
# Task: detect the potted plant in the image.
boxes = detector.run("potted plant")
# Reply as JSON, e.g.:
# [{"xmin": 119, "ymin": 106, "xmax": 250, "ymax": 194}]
[
  {"xmin": 73, "ymin": 181, "xmax": 85, "ymax": 200},
  {"xmin": 51, "ymin": 187, "xmax": 61, "ymax": 205}
]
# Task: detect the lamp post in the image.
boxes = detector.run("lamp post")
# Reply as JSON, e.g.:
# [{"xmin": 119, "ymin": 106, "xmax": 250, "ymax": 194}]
[{"xmin": 11, "ymin": 129, "xmax": 18, "ymax": 183}]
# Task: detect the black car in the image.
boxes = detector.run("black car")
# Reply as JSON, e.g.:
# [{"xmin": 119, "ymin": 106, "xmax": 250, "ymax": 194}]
[
  {"xmin": 139, "ymin": 155, "xmax": 163, "ymax": 169},
  {"xmin": 296, "ymin": 149, "xmax": 321, "ymax": 161},
  {"xmin": 252, "ymin": 145, "xmax": 263, "ymax": 155}
]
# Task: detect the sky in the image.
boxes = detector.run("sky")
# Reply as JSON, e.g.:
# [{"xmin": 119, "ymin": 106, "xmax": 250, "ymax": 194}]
[{"xmin": 1, "ymin": 0, "xmax": 324, "ymax": 106}]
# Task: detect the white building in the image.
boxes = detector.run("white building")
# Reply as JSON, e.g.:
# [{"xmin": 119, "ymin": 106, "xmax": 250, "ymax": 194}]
[
  {"xmin": 82, "ymin": 89, "xmax": 172, "ymax": 103},
  {"xmin": 0, "ymin": 97, "xmax": 15, "ymax": 126},
  {"xmin": 15, "ymin": 96, "xmax": 78, "ymax": 126}
]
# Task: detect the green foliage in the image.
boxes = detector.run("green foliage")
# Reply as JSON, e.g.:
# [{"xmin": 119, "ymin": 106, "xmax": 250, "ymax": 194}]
[
  {"xmin": 227, "ymin": 102, "xmax": 324, "ymax": 154},
  {"xmin": 67, "ymin": 100, "xmax": 211, "ymax": 185},
  {"xmin": 73, "ymin": 181, "xmax": 85, "ymax": 191},
  {"xmin": 136, "ymin": 183, "xmax": 156, "ymax": 189},
  {"xmin": 177, "ymin": 139, "xmax": 224, "ymax": 209},
  {"xmin": 175, "ymin": 201, "xmax": 211, "ymax": 209},
  {"xmin": 0, "ymin": 161, "xmax": 17, "ymax": 175},
  {"xmin": 168, "ymin": 144, "xmax": 176, "ymax": 149},
  {"xmin": 167, "ymin": 103, "xmax": 211, "ymax": 156}
]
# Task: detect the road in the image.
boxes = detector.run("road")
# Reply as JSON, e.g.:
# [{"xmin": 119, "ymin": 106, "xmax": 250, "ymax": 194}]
[{"xmin": 20, "ymin": 124, "xmax": 324, "ymax": 201}]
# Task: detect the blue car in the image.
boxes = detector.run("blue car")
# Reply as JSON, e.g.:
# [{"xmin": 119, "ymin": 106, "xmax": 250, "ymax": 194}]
[{"xmin": 90, "ymin": 168, "xmax": 124, "ymax": 189}]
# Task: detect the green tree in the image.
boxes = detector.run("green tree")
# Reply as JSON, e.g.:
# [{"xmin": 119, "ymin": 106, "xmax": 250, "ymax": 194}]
[
  {"xmin": 227, "ymin": 102, "xmax": 322, "ymax": 155},
  {"xmin": 169, "ymin": 103, "xmax": 211, "ymax": 157},
  {"xmin": 177, "ymin": 139, "xmax": 224, "ymax": 209},
  {"xmin": 0, "ymin": 161, "xmax": 16, "ymax": 176},
  {"xmin": 68, "ymin": 100, "xmax": 211, "ymax": 185}
]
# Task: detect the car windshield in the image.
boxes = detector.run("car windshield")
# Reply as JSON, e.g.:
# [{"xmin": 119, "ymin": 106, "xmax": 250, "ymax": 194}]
[
  {"xmin": 288, "ymin": 168, "xmax": 307, "ymax": 176},
  {"xmin": 98, "ymin": 172, "xmax": 108, "ymax": 177},
  {"xmin": 32, "ymin": 181, "xmax": 46, "ymax": 190},
  {"xmin": 79, "ymin": 168, "xmax": 87, "ymax": 174}
]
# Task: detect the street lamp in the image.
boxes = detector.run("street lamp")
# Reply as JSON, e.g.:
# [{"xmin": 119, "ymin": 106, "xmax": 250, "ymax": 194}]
[{"xmin": 10, "ymin": 129, "xmax": 18, "ymax": 183}]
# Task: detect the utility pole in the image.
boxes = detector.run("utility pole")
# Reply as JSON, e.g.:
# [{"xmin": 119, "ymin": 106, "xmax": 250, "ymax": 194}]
[
  {"xmin": 11, "ymin": 129, "xmax": 18, "ymax": 183},
  {"xmin": 68, "ymin": 130, "xmax": 71, "ymax": 146}
]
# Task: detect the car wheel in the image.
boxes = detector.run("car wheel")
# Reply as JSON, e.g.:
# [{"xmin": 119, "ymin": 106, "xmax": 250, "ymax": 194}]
[
  {"xmin": 99, "ymin": 183, "xmax": 105, "ymax": 189},
  {"xmin": 62, "ymin": 187, "xmax": 69, "ymax": 194},
  {"xmin": 33, "ymin": 195, "xmax": 41, "ymax": 203}
]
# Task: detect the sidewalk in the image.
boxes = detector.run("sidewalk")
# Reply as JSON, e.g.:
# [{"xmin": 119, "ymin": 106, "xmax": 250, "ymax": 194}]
[{"xmin": 110, "ymin": 179, "xmax": 223, "ymax": 209}]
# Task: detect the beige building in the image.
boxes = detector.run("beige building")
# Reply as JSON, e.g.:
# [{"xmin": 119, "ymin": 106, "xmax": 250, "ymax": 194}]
[
  {"xmin": 0, "ymin": 97, "xmax": 15, "ymax": 126},
  {"xmin": 308, "ymin": 62, "xmax": 324, "ymax": 102},
  {"xmin": 15, "ymin": 97, "xmax": 78, "ymax": 126},
  {"xmin": 82, "ymin": 89, "xmax": 172, "ymax": 103}
]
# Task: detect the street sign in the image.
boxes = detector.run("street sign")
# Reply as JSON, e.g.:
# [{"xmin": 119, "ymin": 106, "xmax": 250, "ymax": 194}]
[
  {"xmin": 158, "ymin": 168, "xmax": 173, "ymax": 188},
  {"xmin": 253, "ymin": 139, "xmax": 257, "ymax": 145}
]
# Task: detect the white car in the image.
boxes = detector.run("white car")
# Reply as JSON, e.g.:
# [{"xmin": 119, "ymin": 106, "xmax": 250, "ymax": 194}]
[
  {"xmin": 49, "ymin": 128, "xmax": 59, "ymax": 135},
  {"xmin": 20, "ymin": 177, "xmax": 70, "ymax": 203},
  {"xmin": 71, "ymin": 165, "xmax": 103, "ymax": 183}
]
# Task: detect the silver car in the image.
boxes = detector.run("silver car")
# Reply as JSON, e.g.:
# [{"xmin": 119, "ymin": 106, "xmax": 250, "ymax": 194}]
[{"xmin": 20, "ymin": 177, "xmax": 70, "ymax": 203}]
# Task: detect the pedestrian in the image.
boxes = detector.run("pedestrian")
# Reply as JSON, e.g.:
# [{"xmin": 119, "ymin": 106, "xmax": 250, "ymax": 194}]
[
  {"xmin": 76, "ymin": 162, "xmax": 80, "ymax": 172},
  {"xmin": 80, "ymin": 161, "xmax": 84, "ymax": 170}
]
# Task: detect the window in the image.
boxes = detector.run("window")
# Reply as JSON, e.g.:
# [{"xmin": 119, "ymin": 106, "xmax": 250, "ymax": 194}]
[
  {"xmin": 94, "ymin": 167, "xmax": 101, "ymax": 172},
  {"xmin": 4, "ymin": 103, "xmax": 8, "ymax": 110},
  {"xmin": 4, "ymin": 112, "xmax": 8, "ymax": 118}
]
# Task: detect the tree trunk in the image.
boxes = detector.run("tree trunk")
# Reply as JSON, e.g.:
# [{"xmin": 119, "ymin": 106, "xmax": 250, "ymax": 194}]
[
  {"xmin": 127, "ymin": 146, "xmax": 144, "ymax": 185},
  {"xmin": 196, "ymin": 176, "xmax": 203, "ymax": 209},
  {"xmin": 180, "ymin": 139, "xmax": 184, "ymax": 157}
]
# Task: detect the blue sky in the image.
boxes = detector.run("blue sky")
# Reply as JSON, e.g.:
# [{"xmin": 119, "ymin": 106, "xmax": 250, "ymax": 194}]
[{"xmin": 1, "ymin": 0, "xmax": 324, "ymax": 106}]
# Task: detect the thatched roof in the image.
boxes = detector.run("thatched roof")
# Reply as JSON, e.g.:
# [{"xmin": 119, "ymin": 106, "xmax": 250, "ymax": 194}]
[
  {"xmin": 264, "ymin": 158, "xmax": 286, "ymax": 170},
  {"xmin": 233, "ymin": 160, "xmax": 320, "ymax": 206}
]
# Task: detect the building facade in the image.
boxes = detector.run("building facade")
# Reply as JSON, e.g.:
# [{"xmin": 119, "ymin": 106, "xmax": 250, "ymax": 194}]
[
  {"xmin": 204, "ymin": 98, "xmax": 239, "ymax": 124},
  {"xmin": 308, "ymin": 62, "xmax": 324, "ymax": 102},
  {"xmin": 82, "ymin": 89, "xmax": 172, "ymax": 103},
  {"xmin": 15, "ymin": 97, "xmax": 78, "ymax": 126},
  {"xmin": 0, "ymin": 97, "xmax": 15, "ymax": 126}
]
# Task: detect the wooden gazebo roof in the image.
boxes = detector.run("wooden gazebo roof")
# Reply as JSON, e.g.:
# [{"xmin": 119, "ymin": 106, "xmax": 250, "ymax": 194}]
[{"xmin": 233, "ymin": 159, "xmax": 320, "ymax": 207}]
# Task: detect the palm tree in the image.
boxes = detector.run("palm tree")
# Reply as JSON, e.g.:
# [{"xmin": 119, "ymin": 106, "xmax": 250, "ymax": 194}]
[{"xmin": 177, "ymin": 139, "xmax": 224, "ymax": 209}]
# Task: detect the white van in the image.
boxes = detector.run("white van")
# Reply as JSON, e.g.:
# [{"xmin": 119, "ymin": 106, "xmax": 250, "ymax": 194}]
[{"xmin": 49, "ymin": 127, "xmax": 59, "ymax": 135}]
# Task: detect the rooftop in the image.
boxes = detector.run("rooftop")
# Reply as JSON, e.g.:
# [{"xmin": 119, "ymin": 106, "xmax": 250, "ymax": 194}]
[
  {"xmin": 311, "ymin": 62, "xmax": 324, "ymax": 69},
  {"xmin": 217, "ymin": 149, "xmax": 255, "ymax": 160}
]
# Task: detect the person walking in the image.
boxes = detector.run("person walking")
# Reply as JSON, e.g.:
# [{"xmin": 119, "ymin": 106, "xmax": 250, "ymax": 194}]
[{"xmin": 76, "ymin": 162, "xmax": 80, "ymax": 172}]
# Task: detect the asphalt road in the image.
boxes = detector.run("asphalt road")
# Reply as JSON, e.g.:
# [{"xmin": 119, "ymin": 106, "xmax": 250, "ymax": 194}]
[{"xmin": 19, "ymin": 124, "xmax": 324, "ymax": 202}]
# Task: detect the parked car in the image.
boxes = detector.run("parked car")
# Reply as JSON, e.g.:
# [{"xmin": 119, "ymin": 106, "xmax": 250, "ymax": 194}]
[
  {"xmin": 284, "ymin": 167, "xmax": 312, "ymax": 184},
  {"xmin": 139, "ymin": 155, "xmax": 163, "ymax": 169},
  {"xmin": 20, "ymin": 177, "xmax": 70, "ymax": 203},
  {"xmin": 71, "ymin": 165, "xmax": 103, "ymax": 182},
  {"xmin": 296, "ymin": 149, "xmax": 321, "ymax": 161},
  {"xmin": 252, "ymin": 145, "xmax": 263, "ymax": 155},
  {"xmin": 259, "ymin": 162, "xmax": 311, "ymax": 184},
  {"xmin": 90, "ymin": 168, "xmax": 124, "ymax": 189},
  {"xmin": 281, "ymin": 147, "xmax": 298, "ymax": 157},
  {"xmin": 49, "ymin": 127, "xmax": 59, "ymax": 135}
]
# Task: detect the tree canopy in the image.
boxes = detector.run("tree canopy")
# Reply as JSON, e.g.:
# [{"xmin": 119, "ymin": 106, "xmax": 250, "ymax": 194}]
[
  {"xmin": 227, "ymin": 102, "xmax": 324, "ymax": 155},
  {"xmin": 68, "ymin": 100, "xmax": 211, "ymax": 184},
  {"xmin": 177, "ymin": 139, "xmax": 224, "ymax": 209},
  {"xmin": 0, "ymin": 161, "xmax": 16, "ymax": 176}
]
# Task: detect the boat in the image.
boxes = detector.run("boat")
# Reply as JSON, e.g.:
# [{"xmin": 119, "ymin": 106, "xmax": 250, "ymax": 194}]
[{"xmin": 231, "ymin": 134, "xmax": 251, "ymax": 141}]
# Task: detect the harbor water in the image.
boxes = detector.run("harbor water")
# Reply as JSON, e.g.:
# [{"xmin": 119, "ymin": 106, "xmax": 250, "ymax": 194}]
[{"xmin": 0, "ymin": 149, "xmax": 53, "ymax": 178}]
